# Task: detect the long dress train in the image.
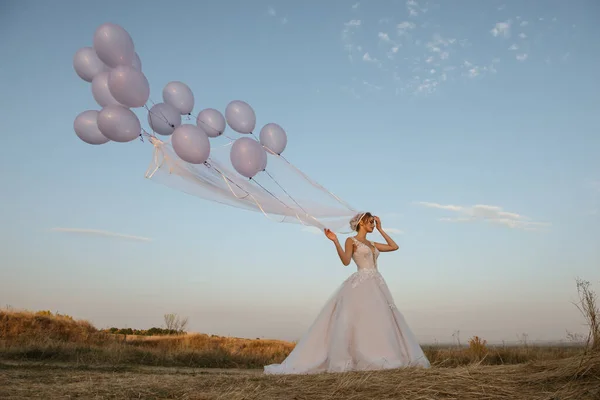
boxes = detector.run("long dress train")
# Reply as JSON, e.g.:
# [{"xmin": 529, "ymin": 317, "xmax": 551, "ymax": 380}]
[{"xmin": 264, "ymin": 237, "xmax": 430, "ymax": 374}]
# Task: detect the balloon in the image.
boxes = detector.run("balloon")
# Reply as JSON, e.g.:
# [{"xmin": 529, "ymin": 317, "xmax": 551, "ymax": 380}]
[
  {"xmin": 73, "ymin": 110, "xmax": 110, "ymax": 145},
  {"xmin": 171, "ymin": 124, "xmax": 210, "ymax": 164},
  {"xmin": 163, "ymin": 82, "xmax": 194, "ymax": 115},
  {"xmin": 93, "ymin": 23, "xmax": 135, "ymax": 68},
  {"xmin": 196, "ymin": 108, "xmax": 225, "ymax": 138},
  {"xmin": 225, "ymin": 100, "xmax": 256, "ymax": 134},
  {"xmin": 147, "ymin": 103, "xmax": 181, "ymax": 136},
  {"xmin": 91, "ymin": 71, "xmax": 123, "ymax": 107},
  {"xmin": 97, "ymin": 105, "xmax": 141, "ymax": 143},
  {"xmin": 108, "ymin": 65, "xmax": 150, "ymax": 108},
  {"xmin": 259, "ymin": 123, "xmax": 288, "ymax": 155},
  {"xmin": 259, "ymin": 148, "xmax": 268, "ymax": 171},
  {"xmin": 230, "ymin": 137, "xmax": 267, "ymax": 178},
  {"xmin": 73, "ymin": 47, "xmax": 107, "ymax": 82},
  {"xmin": 131, "ymin": 52, "xmax": 142, "ymax": 71}
]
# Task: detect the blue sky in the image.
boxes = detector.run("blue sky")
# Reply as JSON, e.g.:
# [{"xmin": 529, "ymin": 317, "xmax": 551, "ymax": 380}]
[{"xmin": 1, "ymin": 0, "xmax": 599, "ymax": 343}]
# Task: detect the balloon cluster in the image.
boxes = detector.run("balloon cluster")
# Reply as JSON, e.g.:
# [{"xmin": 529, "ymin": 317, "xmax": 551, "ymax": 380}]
[{"xmin": 73, "ymin": 22, "xmax": 289, "ymax": 180}]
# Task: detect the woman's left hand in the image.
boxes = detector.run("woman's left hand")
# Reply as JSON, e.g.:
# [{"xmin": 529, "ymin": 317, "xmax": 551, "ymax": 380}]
[{"xmin": 374, "ymin": 216, "xmax": 382, "ymax": 230}]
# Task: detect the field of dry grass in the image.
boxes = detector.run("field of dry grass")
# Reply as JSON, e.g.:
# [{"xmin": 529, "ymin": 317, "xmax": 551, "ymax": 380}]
[
  {"xmin": 1, "ymin": 278, "xmax": 598, "ymax": 399},
  {"xmin": 0, "ymin": 308, "xmax": 585, "ymax": 369},
  {"xmin": 1, "ymin": 352, "xmax": 599, "ymax": 399}
]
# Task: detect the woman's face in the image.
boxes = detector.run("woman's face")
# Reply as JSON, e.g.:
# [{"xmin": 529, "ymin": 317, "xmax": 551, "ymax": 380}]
[{"xmin": 362, "ymin": 216, "xmax": 375, "ymax": 233}]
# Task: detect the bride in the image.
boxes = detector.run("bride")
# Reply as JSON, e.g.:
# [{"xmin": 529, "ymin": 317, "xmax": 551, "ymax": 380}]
[{"xmin": 264, "ymin": 212, "xmax": 430, "ymax": 375}]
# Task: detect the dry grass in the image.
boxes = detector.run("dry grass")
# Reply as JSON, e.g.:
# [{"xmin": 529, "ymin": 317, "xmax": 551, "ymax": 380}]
[{"xmin": 0, "ymin": 353, "xmax": 599, "ymax": 399}]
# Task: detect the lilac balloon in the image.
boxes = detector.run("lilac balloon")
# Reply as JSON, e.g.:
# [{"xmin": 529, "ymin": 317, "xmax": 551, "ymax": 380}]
[
  {"xmin": 259, "ymin": 149, "xmax": 268, "ymax": 171},
  {"xmin": 93, "ymin": 23, "xmax": 135, "ymax": 68},
  {"xmin": 73, "ymin": 110, "xmax": 109, "ymax": 145},
  {"xmin": 171, "ymin": 124, "xmax": 211, "ymax": 164},
  {"xmin": 196, "ymin": 108, "xmax": 225, "ymax": 138},
  {"xmin": 148, "ymin": 102, "xmax": 181, "ymax": 136},
  {"xmin": 230, "ymin": 137, "xmax": 267, "ymax": 178},
  {"xmin": 225, "ymin": 100, "xmax": 256, "ymax": 134},
  {"xmin": 73, "ymin": 47, "xmax": 107, "ymax": 82},
  {"xmin": 97, "ymin": 105, "xmax": 141, "ymax": 143},
  {"xmin": 91, "ymin": 71, "xmax": 123, "ymax": 107},
  {"xmin": 163, "ymin": 82, "xmax": 194, "ymax": 115},
  {"xmin": 259, "ymin": 123, "xmax": 288, "ymax": 155},
  {"xmin": 108, "ymin": 65, "xmax": 150, "ymax": 108},
  {"xmin": 131, "ymin": 52, "xmax": 142, "ymax": 71}
]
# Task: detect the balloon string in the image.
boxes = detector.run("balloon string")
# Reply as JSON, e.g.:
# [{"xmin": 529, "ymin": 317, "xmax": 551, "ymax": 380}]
[
  {"xmin": 264, "ymin": 147, "xmax": 356, "ymax": 212},
  {"xmin": 251, "ymin": 176, "xmax": 322, "ymax": 228},
  {"xmin": 144, "ymin": 103, "xmax": 176, "ymax": 130},
  {"xmin": 204, "ymin": 161, "xmax": 250, "ymax": 200},
  {"xmin": 207, "ymin": 163, "xmax": 287, "ymax": 223},
  {"xmin": 263, "ymin": 170, "xmax": 308, "ymax": 214},
  {"xmin": 208, "ymin": 160, "xmax": 316, "ymax": 227},
  {"xmin": 195, "ymin": 119, "xmax": 233, "ymax": 146},
  {"xmin": 250, "ymin": 177, "xmax": 294, "ymax": 211}
]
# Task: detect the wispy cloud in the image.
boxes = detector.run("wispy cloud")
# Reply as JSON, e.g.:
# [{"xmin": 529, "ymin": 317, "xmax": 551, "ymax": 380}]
[
  {"xmin": 416, "ymin": 202, "xmax": 550, "ymax": 231},
  {"xmin": 378, "ymin": 32, "xmax": 392, "ymax": 42},
  {"xmin": 51, "ymin": 228, "xmax": 152, "ymax": 242},
  {"xmin": 397, "ymin": 21, "xmax": 416, "ymax": 36},
  {"xmin": 516, "ymin": 53, "xmax": 528, "ymax": 62},
  {"xmin": 406, "ymin": 0, "xmax": 426, "ymax": 17},
  {"xmin": 267, "ymin": 6, "xmax": 287, "ymax": 24},
  {"xmin": 363, "ymin": 80, "xmax": 382, "ymax": 91},
  {"xmin": 491, "ymin": 20, "xmax": 511, "ymax": 38},
  {"xmin": 352, "ymin": 2, "xmax": 360, "ymax": 10},
  {"xmin": 362, "ymin": 52, "xmax": 381, "ymax": 67},
  {"xmin": 342, "ymin": 19, "xmax": 363, "ymax": 62},
  {"xmin": 341, "ymin": 85, "xmax": 361, "ymax": 99},
  {"xmin": 462, "ymin": 58, "xmax": 499, "ymax": 79}
]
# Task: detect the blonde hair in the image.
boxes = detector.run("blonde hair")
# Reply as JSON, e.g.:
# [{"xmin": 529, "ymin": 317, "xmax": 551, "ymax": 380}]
[{"xmin": 349, "ymin": 212, "xmax": 373, "ymax": 232}]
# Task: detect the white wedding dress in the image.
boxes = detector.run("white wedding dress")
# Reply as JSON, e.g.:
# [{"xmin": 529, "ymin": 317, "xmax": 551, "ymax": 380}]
[{"xmin": 264, "ymin": 237, "xmax": 430, "ymax": 375}]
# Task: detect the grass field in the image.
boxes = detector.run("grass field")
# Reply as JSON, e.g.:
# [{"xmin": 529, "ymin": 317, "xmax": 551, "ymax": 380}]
[{"xmin": 1, "ymin": 279, "xmax": 598, "ymax": 399}]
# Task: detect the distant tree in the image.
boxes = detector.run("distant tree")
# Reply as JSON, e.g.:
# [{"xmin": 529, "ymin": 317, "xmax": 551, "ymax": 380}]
[{"xmin": 164, "ymin": 313, "xmax": 189, "ymax": 335}]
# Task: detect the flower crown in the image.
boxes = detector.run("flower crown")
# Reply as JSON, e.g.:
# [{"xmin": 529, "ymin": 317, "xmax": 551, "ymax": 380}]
[{"xmin": 349, "ymin": 212, "xmax": 366, "ymax": 231}]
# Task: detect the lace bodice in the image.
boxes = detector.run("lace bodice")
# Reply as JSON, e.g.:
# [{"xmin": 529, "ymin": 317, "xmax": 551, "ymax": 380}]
[{"xmin": 350, "ymin": 237, "xmax": 379, "ymax": 270}]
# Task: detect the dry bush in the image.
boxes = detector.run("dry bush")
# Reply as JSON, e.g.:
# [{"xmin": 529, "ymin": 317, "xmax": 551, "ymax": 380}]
[
  {"xmin": 575, "ymin": 278, "xmax": 599, "ymax": 353},
  {"xmin": 468, "ymin": 335, "xmax": 488, "ymax": 360},
  {"xmin": 0, "ymin": 309, "xmax": 97, "ymax": 343}
]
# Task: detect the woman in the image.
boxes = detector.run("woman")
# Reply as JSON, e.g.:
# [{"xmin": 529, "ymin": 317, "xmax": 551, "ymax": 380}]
[{"xmin": 264, "ymin": 212, "xmax": 430, "ymax": 375}]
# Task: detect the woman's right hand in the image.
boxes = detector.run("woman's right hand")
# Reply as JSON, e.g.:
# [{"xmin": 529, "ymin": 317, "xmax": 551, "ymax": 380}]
[{"xmin": 324, "ymin": 228, "xmax": 338, "ymax": 242}]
